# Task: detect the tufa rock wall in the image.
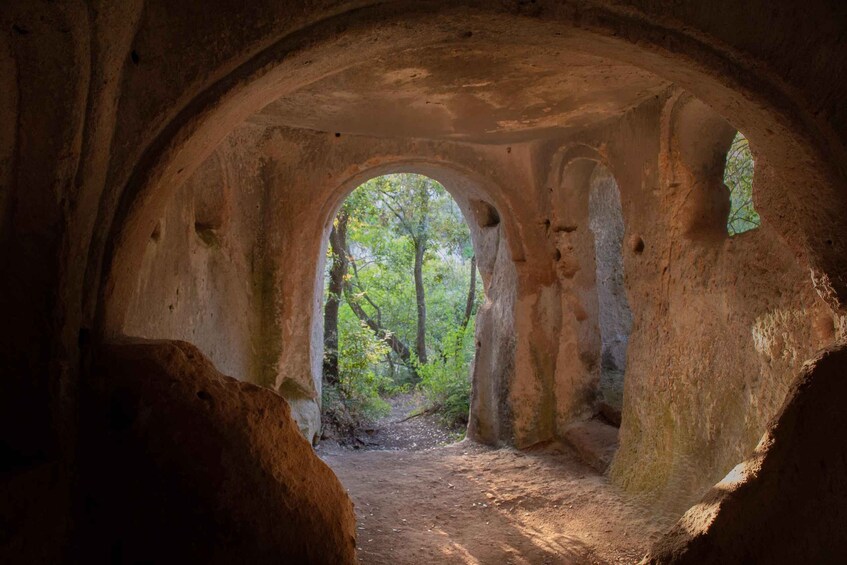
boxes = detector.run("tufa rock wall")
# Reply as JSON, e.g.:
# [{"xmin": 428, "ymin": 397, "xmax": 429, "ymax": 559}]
[
  {"xmin": 645, "ymin": 344, "xmax": 847, "ymax": 563},
  {"xmin": 122, "ymin": 131, "xmax": 268, "ymax": 386},
  {"xmin": 542, "ymin": 92, "xmax": 838, "ymax": 515},
  {"xmin": 83, "ymin": 339, "xmax": 357, "ymax": 564},
  {"xmin": 602, "ymin": 94, "xmax": 837, "ymax": 514},
  {"xmin": 2, "ymin": 1, "xmax": 847, "ymax": 560}
]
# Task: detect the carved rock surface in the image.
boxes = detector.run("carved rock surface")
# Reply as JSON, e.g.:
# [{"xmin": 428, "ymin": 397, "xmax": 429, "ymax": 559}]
[
  {"xmin": 90, "ymin": 339, "xmax": 357, "ymax": 564},
  {"xmin": 645, "ymin": 344, "xmax": 847, "ymax": 564}
]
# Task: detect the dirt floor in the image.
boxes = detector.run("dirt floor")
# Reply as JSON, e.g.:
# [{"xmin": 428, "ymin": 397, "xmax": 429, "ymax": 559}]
[
  {"xmin": 319, "ymin": 396, "xmax": 672, "ymax": 564},
  {"xmin": 358, "ymin": 392, "xmax": 464, "ymax": 450}
]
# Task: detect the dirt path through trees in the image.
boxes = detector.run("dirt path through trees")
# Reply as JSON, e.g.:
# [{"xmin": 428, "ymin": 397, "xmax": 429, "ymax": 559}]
[
  {"xmin": 319, "ymin": 404, "xmax": 671, "ymax": 564},
  {"xmin": 364, "ymin": 392, "xmax": 463, "ymax": 450}
]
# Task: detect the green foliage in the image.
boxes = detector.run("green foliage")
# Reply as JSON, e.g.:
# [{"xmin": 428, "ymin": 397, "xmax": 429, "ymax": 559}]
[
  {"xmin": 725, "ymin": 132, "xmax": 760, "ymax": 236},
  {"xmin": 323, "ymin": 173, "xmax": 482, "ymax": 432},
  {"xmin": 415, "ymin": 322, "xmax": 475, "ymax": 429},
  {"xmin": 336, "ymin": 316, "xmax": 391, "ymax": 420}
]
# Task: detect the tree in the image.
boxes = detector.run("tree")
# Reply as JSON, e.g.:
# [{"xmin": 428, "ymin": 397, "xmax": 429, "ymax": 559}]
[
  {"xmin": 370, "ymin": 174, "xmax": 436, "ymax": 364},
  {"xmin": 322, "ymin": 210, "xmax": 349, "ymax": 386},
  {"xmin": 322, "ymin": 173, "xmax": 484, "ymax": 430},
  {"xmin": 366, "ymin": 174, "xmax": 471, "ymax": 363},
  {"xmin": 462, "ymin": 256, "xmax": 477, "ymax": 330},
  {"xmin": 725, "ymin": 132, "xmax": 760, "ymax": 235},
  {"xmin": 324, "ymin": 202, "xmax": 417, "ymax": 375}
]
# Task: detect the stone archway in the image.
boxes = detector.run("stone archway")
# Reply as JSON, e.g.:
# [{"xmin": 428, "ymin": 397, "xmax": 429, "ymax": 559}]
[
  {"xmin": 3, "ymin": 1, "xmax": 846, "ymax": 562},
  {"xmin": 92, "ymin": 34, "xmax": 844, "ymax": 525},
  {"xmin": 109, "ymin": 127, "xmax": 546, "ymax": 446},
  {"xmin": 90, "ymin": 3, "xmax": 847, "ymax": 346},
  {"xmin": 313, "ymin": 162, "xmax": 518, "ymax": 445}
]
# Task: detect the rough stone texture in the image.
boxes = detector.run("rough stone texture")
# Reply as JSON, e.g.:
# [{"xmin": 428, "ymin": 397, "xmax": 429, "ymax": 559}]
[
  {"xmin": 250, "ymin": 41, "xmax": 668, "ymax": 143},
  {"xmin": 539, "ymin": 91, "xmax": 842, "ymax": 515},
  {"xmin": 599, "ymin": 94, "xmax": 839, "ymax": 515},
  {"xmin": 123, "ymin": 132, "xmax": 266, "ymax": 384},
  {"xmin": 563, "ymin": 419, "xmax": 620, "ymax": 473},
  {"xmin": 588, "ymin": 165, "xmax": 632, "ymax": 412},
  {"xmin": 119, "ymin": 122, "xmax": 539, "ymax": 447},
  {"xmin": 2, "ymin": 1, "xmax": 847, "ymax": 561},
  {"xmin": 85, "ymin": 339, "xmax": 356, "ymax": 564},
  {"xmin": 468, "ymin": 224, "xmax": 518, "ymax": 444},
  {"xmin": 644, "ymin": 344, "xmax": 847, "ymax": 564}
]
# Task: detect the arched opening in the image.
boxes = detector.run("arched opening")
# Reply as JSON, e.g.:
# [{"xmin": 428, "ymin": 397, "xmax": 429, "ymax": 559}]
[
  {"xmin": 64, "ymin": 5, "xmax": 846, "ymax": 563},
  {"xmin": 725, "ymin": 132, "xmax": 760, "ymax": 236},
  {"xmin": 588, "ymin": 164, "xmax": 632, "ymax": 427},
  {"xmin": 95, "ymin": 71, "xmax": 837, "ymax": 565},
  {"xmin": 319, "ymin": 173, "xmax": 483, "ymax": 449},
  {"xmin": 549, "ymin": 153, "xmax": 633, "ymax": 471}
]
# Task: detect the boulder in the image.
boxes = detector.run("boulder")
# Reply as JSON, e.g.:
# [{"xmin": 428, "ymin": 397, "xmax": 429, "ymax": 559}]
[{"xmin": 87, "ymin": 339, "xmax": 357, "ymax": 564}]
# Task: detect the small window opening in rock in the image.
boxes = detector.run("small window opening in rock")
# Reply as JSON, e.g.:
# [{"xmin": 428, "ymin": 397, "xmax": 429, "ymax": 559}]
[
  {"xmin": 319, "ymin": 173, "xmax": 483, "ymax": 451},
  {"xmin": 725, "ymin": 132, "xmax": 760, "ymax": 236},
  {"xmin": 471, "ymin": 199, "xmax": 500, "ymax": 228},
  {"xmin": 588, "ymin": 165, "xmax": 632, "ymax": 428}
]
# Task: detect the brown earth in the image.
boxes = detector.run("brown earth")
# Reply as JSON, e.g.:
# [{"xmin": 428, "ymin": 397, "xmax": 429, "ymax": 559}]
[
  {"xmin": 321, "ymin": 396, "xmax": 671, "ymax": 564},
  {"xmin": 348, "ymin": 392, "xmax": 465, "ymax": 451},
  {"xmin": 320, "ymin": 391, "xmax": 462, "ymax": 451}
]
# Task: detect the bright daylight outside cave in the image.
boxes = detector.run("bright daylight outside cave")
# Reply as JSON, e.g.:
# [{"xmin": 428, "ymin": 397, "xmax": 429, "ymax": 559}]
[
  {"xmin": 320, "ymin": 173, "xmax": 482, "ymax": 449},
  {"xmin": 3, "ymin": 2, "xmax": 847, "ymax": 564}
]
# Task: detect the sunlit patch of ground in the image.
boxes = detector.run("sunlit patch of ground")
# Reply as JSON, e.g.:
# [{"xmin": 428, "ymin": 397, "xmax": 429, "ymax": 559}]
[
  {"xmin": 319, "ymin": 392, "xmax": 464, "ymax": 452},
  {"xmin": 321, "ymin": 441, "xmax": 673, "ymax": 564}
]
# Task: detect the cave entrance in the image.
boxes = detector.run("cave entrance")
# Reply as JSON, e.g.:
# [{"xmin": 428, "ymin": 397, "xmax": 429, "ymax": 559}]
[
  {"xmin": 319, "ymin": 173, "xmax": 484, "ymax": 450},
  {"xmin": 84, "ymin": 6, "xmax": 836, "ymax": 561},
  {"xmin": 588, "ymin": 164, "xmax": 632, "ymax": 427}
]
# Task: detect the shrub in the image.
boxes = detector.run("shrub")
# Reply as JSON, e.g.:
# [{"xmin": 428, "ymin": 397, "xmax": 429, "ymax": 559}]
[
  {"xmin": 337, "ymin": 317, "xmax": 391, "ymax": 420},
  {"xmin": 416, "ymin": 323, "xmax": 474, "ymax": 429}
]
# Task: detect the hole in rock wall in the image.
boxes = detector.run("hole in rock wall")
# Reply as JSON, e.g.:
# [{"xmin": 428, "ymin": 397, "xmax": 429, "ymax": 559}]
[
  {"xmin": 193, "ymin": 154, "xmax": 229, "ymax": 247},
  {"xmin": 725, "ymin": 132, "xmax": 759, "ymax": 236},
  {"xmin": 319, "ymin": 173, "xmax": 484, "ymax": 448},
  {"xmin": 470, "ymin": 199, "xmax": 501, "ymax": 228}
]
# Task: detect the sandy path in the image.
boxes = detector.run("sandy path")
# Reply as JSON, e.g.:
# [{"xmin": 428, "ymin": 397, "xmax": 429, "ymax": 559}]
[
  {"xmin": 321, "ymin": 441, "xmax": 671, "ymax": 564},
  {"xmin": 360, "ymin": 392, "xmax": 463, "ymax": 450}
]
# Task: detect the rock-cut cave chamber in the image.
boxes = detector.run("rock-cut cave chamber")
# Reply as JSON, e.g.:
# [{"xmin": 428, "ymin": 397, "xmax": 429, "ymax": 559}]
[{"xmin": 2, "ymin": 1, "xmax": 847, "ymax": 563}]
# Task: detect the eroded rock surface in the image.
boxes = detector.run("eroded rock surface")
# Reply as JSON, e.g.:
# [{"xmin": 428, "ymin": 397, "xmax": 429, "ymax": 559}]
[
  {"xmin": 645, "ymin": 344, "xmax": 847, "ymax": 564},
  {"xmin": 2, "ymin": 1, "xmax": 847, "ymax": 562},
  {"xmin": 87, "ymin": 339, "xmax": 356, "ymax": 564}
]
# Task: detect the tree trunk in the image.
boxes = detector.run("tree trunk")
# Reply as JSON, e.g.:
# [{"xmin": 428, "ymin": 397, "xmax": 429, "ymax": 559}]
[
  {"xmin": 323, "ymin": 211, "xmax": 349, "ymax": 385},
  {"xmin": 343, "ymin": 294, "xmax": 416, "ymax": 369},
  {"xmin": 413, "ymin": 239, "xmax": 428, "ymax": 364},
  {"xmin": 462, "ymin": 255, "xmax": 477, "ymax": 329},
  {"xmin": 334, "ymin": 220, "xmax": 419, "ymax": 378}
]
